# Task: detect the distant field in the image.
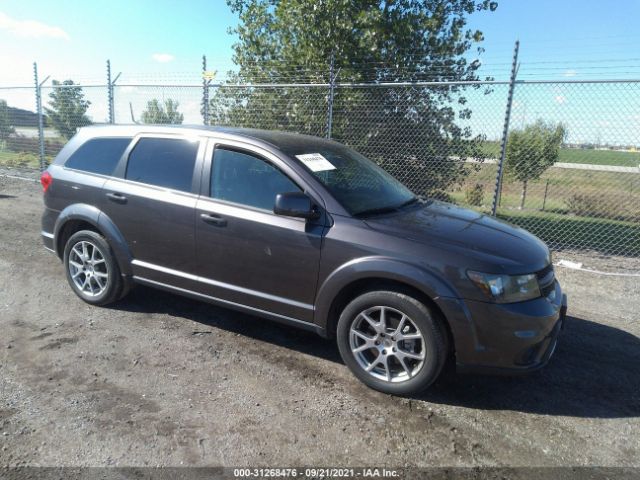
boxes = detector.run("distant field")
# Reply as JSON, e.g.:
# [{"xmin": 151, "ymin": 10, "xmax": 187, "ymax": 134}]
[
  {"xmin": 450, "ymin": 160, "xmax": 640, "ymax": 256},
  {"xmin": 481, "ymin": 141, "xmax": 640, "ymax": 167},
  {"xmin": 557, "ymin": 148, "xmax": 640, "ymax": 167},
  {"xmin": 498, "ymin": 210, "xmax": 640, "ymax": 256}
]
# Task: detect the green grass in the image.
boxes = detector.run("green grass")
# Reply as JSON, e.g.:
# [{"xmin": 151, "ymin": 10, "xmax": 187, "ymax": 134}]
[
  {"xmin": 452, "ymin": 161, "xmax": 639, "ymax": 255},
  {"xmin": 0, "ymin": 138, "xmax": 57, "ymax": 169},
  {"xmin": 497, "ymin": 210, "xmax": 640, "ymax": 256},
  {"xmin": 440, "ymin": 188, "xmax": 639, "ymax": 256},
  {"xmin": 0, "ymin": 150, "xmax": 42, "ymax": 169},
  {"xmin": 460, "ymin": 162, "xmax": 639, "ymax": 201},
  {"xmin": 480, "ymin": 141, "xmax": 640, "ymax": 167},
  {"xmin": 557, "ymin": 148, "xmax": 640, "ymax": 167}
]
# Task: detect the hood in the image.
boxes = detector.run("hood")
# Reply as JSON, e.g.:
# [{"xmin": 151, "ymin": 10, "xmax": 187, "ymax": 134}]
[{"xmin": 364, "ymin": 200, "xmax": 551, "ymax": 273}]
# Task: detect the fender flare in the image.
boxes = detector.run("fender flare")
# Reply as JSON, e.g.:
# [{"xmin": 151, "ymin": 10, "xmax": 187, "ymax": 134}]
[
  {"xmin": 53, "ymin": 204, "xmax": 133, "ymax": 276},
  {"xmin": 313, "ymin": 256, "xmax": 479, "ymax": 353}
]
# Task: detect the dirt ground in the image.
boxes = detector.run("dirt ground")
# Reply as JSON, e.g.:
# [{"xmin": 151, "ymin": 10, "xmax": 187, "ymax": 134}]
[{"xmin": 0, "ymin": 175, "xmax": 639, "ymax": 468}]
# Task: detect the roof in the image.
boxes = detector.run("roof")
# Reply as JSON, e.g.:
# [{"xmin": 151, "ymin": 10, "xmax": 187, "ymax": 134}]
[
  {"xmin": 79, "ymin": 124, "xmax": 341, "ymax": 154},
  {"xmin": 213, "ymin": 127, "xmax": 341, "ymax": 153}
]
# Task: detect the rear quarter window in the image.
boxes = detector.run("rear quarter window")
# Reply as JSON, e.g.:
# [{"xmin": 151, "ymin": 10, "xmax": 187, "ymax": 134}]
[{"xmin": 65, "ymin": 137, "xmax": 132, "ymax": 176}]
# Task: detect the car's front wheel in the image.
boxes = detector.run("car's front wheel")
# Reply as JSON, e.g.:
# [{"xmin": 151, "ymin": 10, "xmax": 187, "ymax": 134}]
[
  {"xmin": 63, "ymin": 230, "xmax": 124, "ymax": 306},
  {"xmin": 336, "ymin": 290, "xmax": 448, "ymax": 395}
]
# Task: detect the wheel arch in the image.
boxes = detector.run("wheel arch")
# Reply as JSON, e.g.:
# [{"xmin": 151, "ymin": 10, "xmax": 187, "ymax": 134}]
[
  {"xmin": 54, "ymin": 204, "xmax": 133, "ymax": 276},
  {"xmin": 56, "ymin": 219, "xmax": 101, "ymax": 258},
  {"xmin": 315, "ymin": 257, "xmax": 458, "ymax": 358}
]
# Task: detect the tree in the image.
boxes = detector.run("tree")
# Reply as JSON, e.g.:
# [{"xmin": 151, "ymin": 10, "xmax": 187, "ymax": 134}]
[
  {"xmin": 141, "ymin": 99, "xmax": 184, "ymax": 124},
  {"xmin": 45, "ymin": 80, "xmax": 92, "ymax": 139},
  {"xmin": 210, "ymin": 0, "xmax": 499, "ymax": 197},
  {"xmin": 505, "ymin": 120, "xmax": 567, "ymax": 209},
  {"xmin": 0, "ymin": 99, "xmax": 15, "ymax": 141}
]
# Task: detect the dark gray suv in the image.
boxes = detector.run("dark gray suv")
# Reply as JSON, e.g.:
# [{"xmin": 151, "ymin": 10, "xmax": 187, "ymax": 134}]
[{"xmin": 41, "ymin": 125, "xmax": 567, "ymax": 395}]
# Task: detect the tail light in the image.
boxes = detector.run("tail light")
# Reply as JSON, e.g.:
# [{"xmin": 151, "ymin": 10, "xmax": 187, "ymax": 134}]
[{"xmin": 40, "ymin": 171, "xmax": 52, "ymax": 193}]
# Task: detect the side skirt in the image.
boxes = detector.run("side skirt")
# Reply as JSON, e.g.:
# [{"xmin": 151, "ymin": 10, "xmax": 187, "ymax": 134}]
[{"xmin": 132, "ymin": 275, "xmax": 327, "ymax": 337}]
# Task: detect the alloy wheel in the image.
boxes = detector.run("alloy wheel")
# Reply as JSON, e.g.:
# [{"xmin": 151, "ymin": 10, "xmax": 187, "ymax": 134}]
[
  {"xmin": 68, "ymin": 240, "xmax": 109, "ymax": 297},
  {"xmin": 348, "ymin": 306, "xmax": 426, "ymax": 383}
]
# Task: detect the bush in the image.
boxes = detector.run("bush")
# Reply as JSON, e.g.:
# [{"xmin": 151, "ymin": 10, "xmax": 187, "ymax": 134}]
[
  {"xmin": 464, "ymin": 183, "xmax": 485, "ymax": 206},
  {"xmin": 566, "ymin": 192, "xmax": 639, "ymax": 222},
  {"xmin": 2, "ymin": 151, "xmax": 40, "ymax": 168}
]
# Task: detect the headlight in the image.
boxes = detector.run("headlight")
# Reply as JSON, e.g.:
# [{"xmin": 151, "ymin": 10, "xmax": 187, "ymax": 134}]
[{"xmin": 467, "ymin": 271, "xmax": 541, "ymax": 303}]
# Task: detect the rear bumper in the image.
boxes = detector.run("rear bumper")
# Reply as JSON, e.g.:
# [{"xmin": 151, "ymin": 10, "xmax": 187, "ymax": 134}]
[
  {"xmin": 445, "ymin": 282, "xmax": 567, "ymax": 374},
  {"xmin": 41, "ymin": 230, "xmax": 55, "ymax": 253},
  {"xmin": 41, "ymin": 206, "xmax": 58, "ymax": 254}
]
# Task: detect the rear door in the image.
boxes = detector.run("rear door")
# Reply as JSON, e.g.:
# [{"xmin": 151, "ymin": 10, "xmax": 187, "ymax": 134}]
[
  {"xmin": 193, "ymin": 139, "xmax": 325, "ymax": 322},
  {"xmin": 101, "ymin": 134, "xmax": 205, "ymax": 289}
]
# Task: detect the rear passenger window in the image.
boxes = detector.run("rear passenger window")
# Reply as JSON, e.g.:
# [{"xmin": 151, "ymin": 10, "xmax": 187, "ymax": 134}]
[
  {"xmin": 125, "ymin": 137, "xmax": 199, "ymax": 193},
  {"xmin": 211, "ymin": 148, "xmax": 300, "ymax": 210},
  {"xmin": 65, "ymin": 137, "xmax": 131, "ymax": 175}
]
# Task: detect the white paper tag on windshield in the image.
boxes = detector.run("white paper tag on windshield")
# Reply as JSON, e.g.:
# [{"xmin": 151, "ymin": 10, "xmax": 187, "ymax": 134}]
[{"xmin": 295, "ymin": 153, "xmax": 336, "ymax": 172}]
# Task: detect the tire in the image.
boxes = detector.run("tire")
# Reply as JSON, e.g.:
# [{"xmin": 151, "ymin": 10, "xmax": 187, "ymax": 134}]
[
  {"xmin": 63, "ymin": 230, "xmax": 125, "ymax": 306},
  {"xmin": 336, "ymin": 290, "xmax": 447, "ymax": 395}
]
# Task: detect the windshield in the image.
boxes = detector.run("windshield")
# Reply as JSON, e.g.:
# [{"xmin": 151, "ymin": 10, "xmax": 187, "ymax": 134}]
[{"xmin": 286, "ymin": 143, "xmax": 416, "ymax": 216}]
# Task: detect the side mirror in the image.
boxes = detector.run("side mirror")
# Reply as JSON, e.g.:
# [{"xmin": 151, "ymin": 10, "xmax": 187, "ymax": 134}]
[{"xmin": 274, "ymin": 192, "xmax": 319, "ymax": 220}]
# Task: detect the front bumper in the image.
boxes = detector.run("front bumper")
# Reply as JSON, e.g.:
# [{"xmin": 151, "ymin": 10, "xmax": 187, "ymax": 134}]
[{"xmin": 452, "ymin": 281, "xmax": 567, "ymax": 374}]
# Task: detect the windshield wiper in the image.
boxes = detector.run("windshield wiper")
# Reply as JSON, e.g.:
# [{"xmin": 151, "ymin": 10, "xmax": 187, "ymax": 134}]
[{"xmin": 354, "ymin": 196, "xmax": 419, "ymax": 218}]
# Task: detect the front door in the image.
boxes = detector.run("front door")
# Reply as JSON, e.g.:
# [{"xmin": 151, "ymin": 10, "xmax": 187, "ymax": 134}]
[{"xmin": 194, "ymin": 143, "xmax": 324, "ymax": 322}]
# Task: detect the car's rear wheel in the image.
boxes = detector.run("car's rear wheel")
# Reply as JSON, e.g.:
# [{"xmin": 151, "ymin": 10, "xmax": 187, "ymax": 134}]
[
  {"xmin": 336, "ymin": 290, "xmax": 447, "ymax": 395},
  {"xmin": 63, "ymin": 230, "xmax": 124, "ymax": 306}
]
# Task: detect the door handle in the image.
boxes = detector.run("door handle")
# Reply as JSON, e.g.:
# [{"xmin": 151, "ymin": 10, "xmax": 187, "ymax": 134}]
[
  {"xmin": 106, "ymin": 192, "xmax": 127, "ymax": 204},
  {"xmin": 200, "ymin": 213, "xmax": 227, "ymax": 227}
]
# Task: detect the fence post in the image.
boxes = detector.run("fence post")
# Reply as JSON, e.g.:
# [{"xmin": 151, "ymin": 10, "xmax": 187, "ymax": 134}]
[
  {"xmin": 34, "ymin": 62, "xmax": 47, "ymax": 172},
  {"xmin": 326, "ymin": 50, "xmax": 335, "ymax": 139},
  {"xmin": 107, "ymin": 60, "xmax": 113, "ymax": 124},
  {"xmin": 541, "ymin": 178, "xmax": 550, "ymax": 211},
  {"xmin": 107, "ymin": 60, "xmax": 121, "ymax": 124},
  {"xmin": 202, "ymin": 55, "xmax": 210, "ymax": 126},
  {"xmin": 491, "ymin": 40, "xmax": 520, "ymax": 216}
]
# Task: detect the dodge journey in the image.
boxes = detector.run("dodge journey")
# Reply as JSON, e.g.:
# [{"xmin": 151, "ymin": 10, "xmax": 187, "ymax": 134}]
[{"xmin": 41, "ymin": 125, "xmax": 567, "ymax": 394}]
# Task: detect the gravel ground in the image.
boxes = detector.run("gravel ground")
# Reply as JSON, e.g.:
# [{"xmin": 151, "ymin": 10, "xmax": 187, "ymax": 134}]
[{"xmin": 0, "ymin": 175, "xmax": 639, "ymax": 468}]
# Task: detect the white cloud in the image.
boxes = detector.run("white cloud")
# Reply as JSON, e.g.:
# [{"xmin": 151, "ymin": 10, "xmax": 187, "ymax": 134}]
[
  {"xmin": 563, "ymin": 69, "xmax": 577, "ymax": 77},
  {"xmin": 152, "ymin": 53, "xmax": 175, "ymax": 63},
  {"xmin": 0, "ymin": 11, "xmax": 69, "ymax": 40},
  {"xmin": 554, "ymin": 95, "xmax": 567, "ymax": 104}
]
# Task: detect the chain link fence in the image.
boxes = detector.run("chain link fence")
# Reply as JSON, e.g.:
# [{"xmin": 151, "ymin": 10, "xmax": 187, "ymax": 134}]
[
  {"xmin": 1, "ymin": 65, "xmax": 639, "ymax": 263},
  {"xmin": 495, "ymin": 80, "xmax": 640, "ymax": 258}
]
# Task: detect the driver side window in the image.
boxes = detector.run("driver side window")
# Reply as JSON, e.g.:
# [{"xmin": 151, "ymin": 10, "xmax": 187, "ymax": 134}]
[{"xmin": 210, "ymin": 147, "xmax": 301, "ymax": 211}]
